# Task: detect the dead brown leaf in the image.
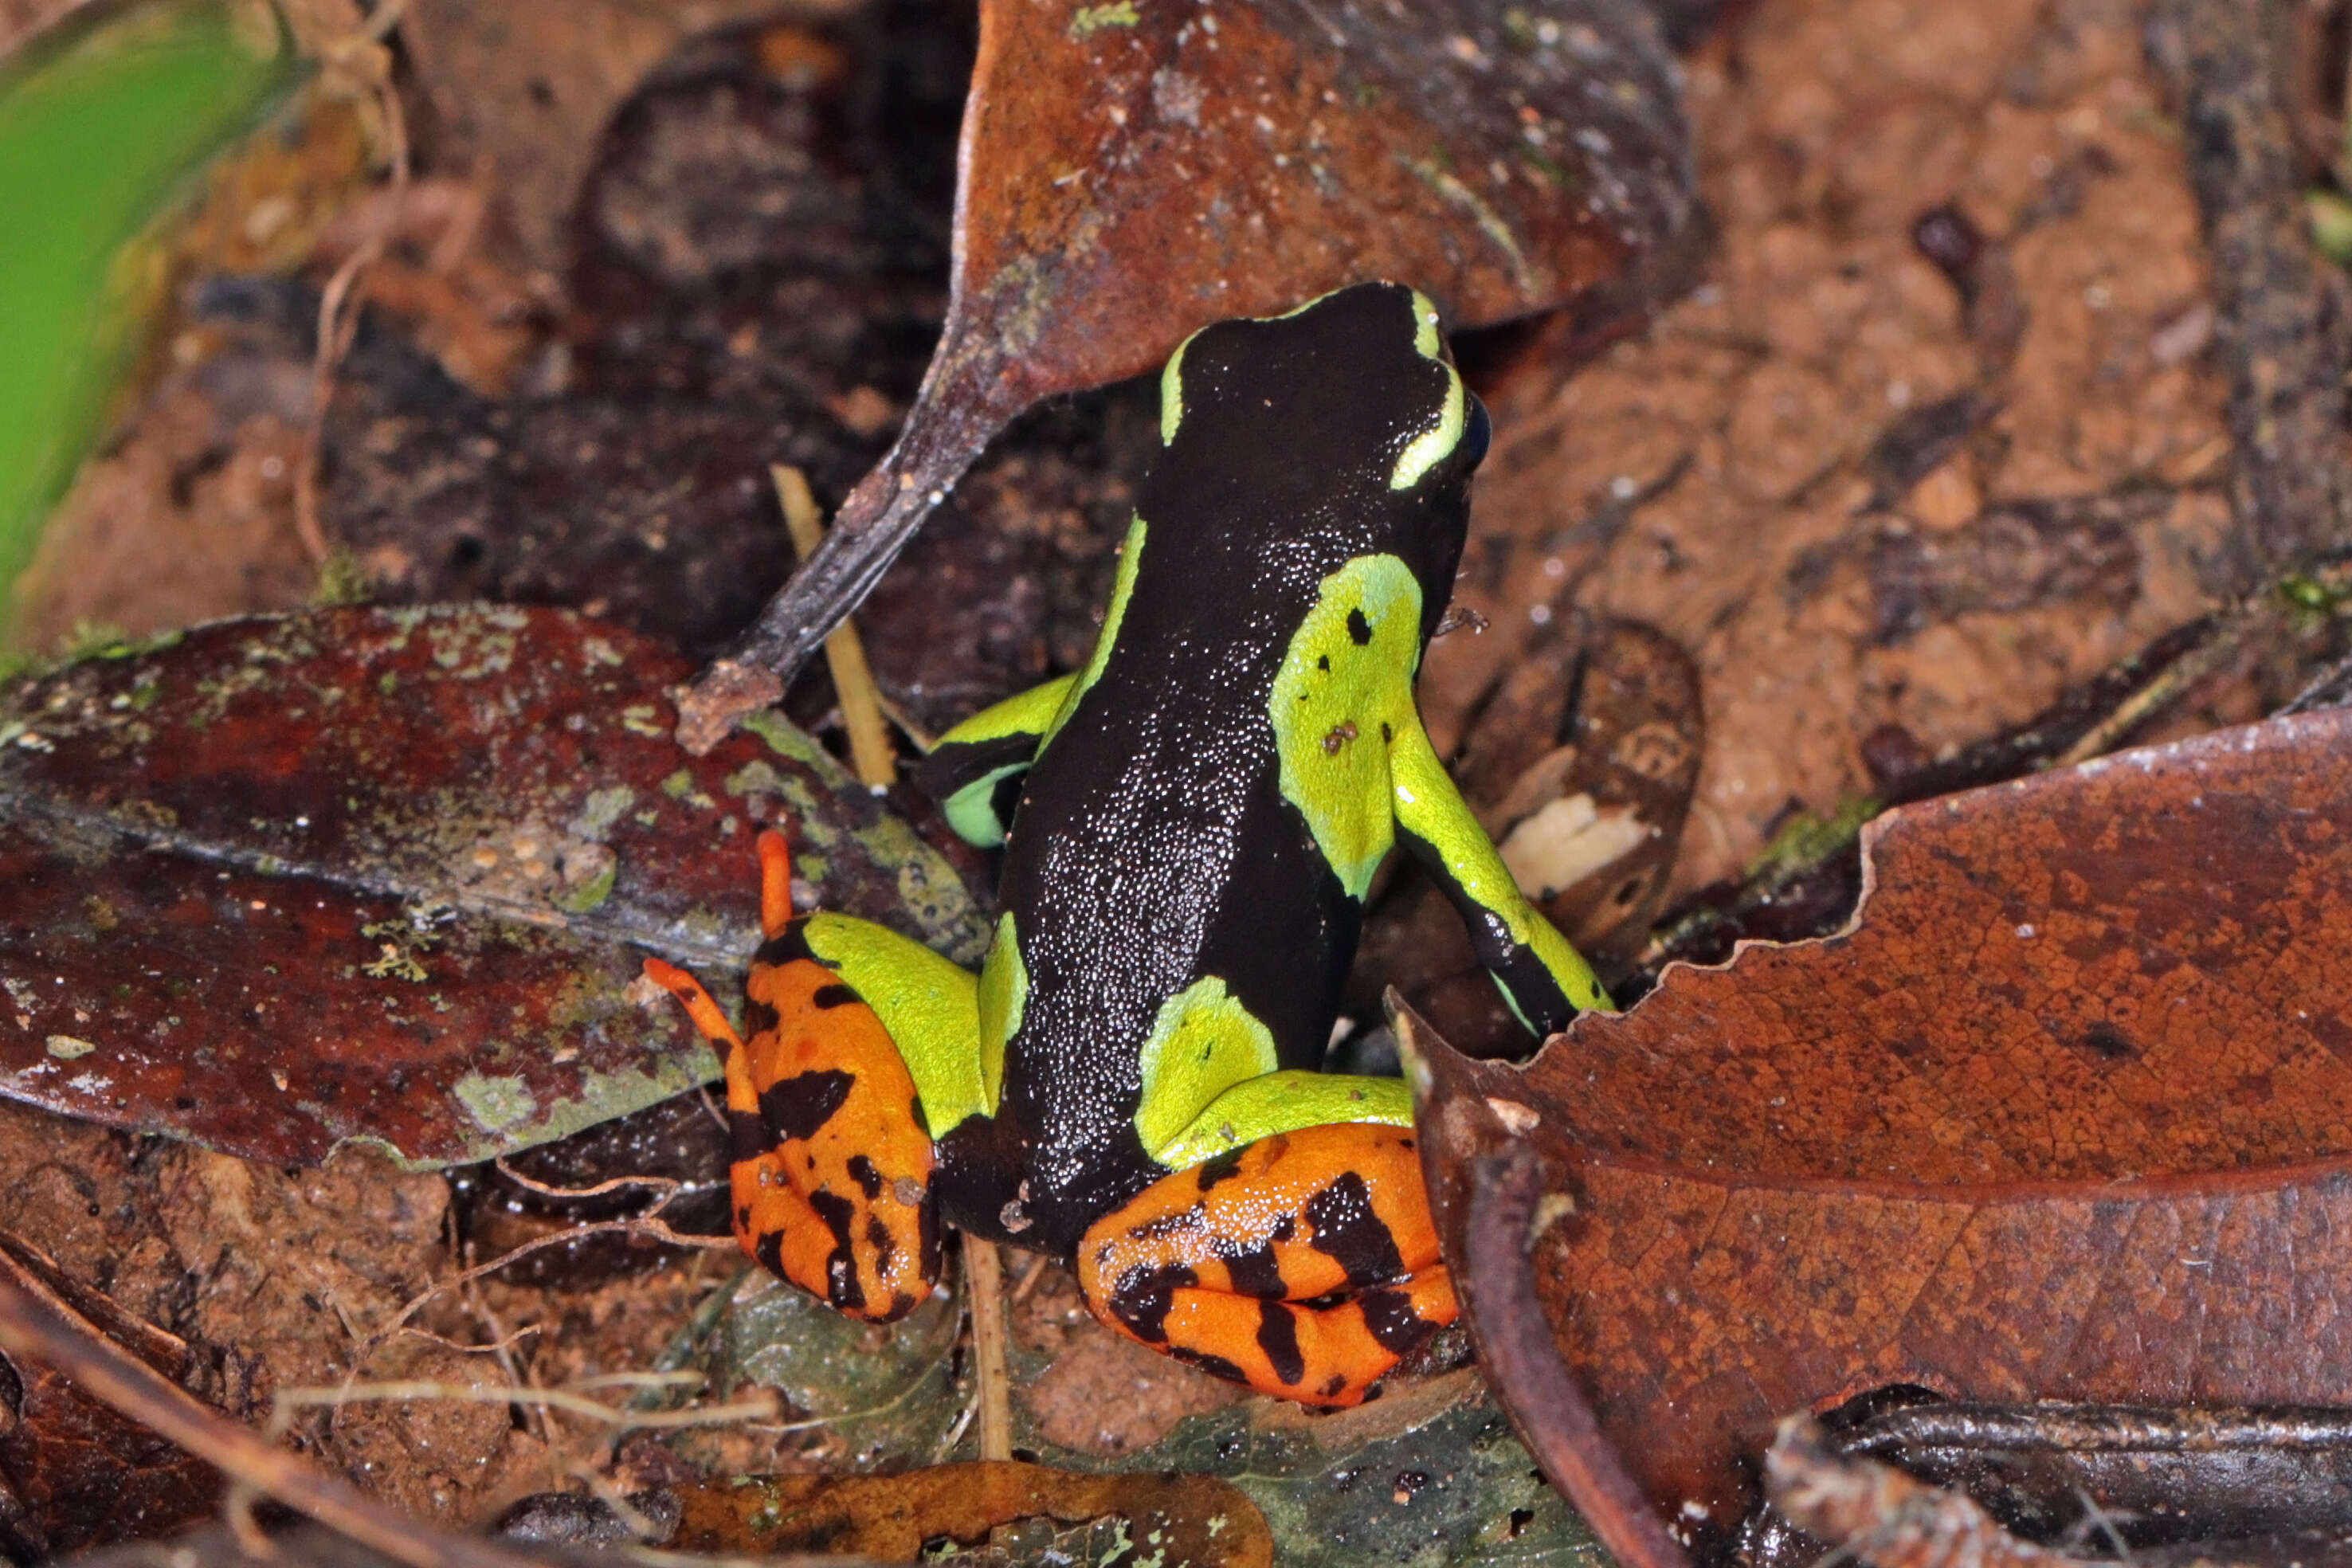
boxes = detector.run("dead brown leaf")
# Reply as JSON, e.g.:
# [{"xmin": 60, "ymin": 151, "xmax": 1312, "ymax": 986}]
[
  {"xmin": 686, "ymin": 0, "xmax": 1700, "ymax": 743},
  {"xmin": 1409, "ymin": 706, "xmax": 2352, "ymax": 1558}
]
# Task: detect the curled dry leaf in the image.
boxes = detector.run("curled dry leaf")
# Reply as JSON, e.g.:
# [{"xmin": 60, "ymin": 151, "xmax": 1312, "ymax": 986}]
[
  {"xmin": 686, "ymin": 0, "xmax": 1700, "ymax": 743},
  {"xmin": 664, "ymin": 1460, "xmax": 1272, "ymax": 1566},
  {"xmin": 0, "ymin": 606, "xmax": 988, "ymax": 1167},
  {"xmin": 1405, "ymin": 708, "xmax": 2352, "ymax": 1560}
]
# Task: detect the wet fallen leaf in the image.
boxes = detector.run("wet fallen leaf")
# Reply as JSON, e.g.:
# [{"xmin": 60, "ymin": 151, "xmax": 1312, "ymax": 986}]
[
  {"xmin": 0, "ymin": 604, "xmax": 988, "ymax": 1167},
  {"xmin": 664, "ymin": 1460, "xmax": 1272, "ymax": 1566},
  {"xmin": 1407, "ymin": 707, "xmax": 2352, "ymax": 1559},
  {"xmin": 687, "ymin": 0, "xmax": 1701, "ymax": 743}
]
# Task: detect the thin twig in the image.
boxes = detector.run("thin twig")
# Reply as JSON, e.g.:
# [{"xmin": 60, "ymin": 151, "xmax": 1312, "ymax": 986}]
[
  {"xmin": 268, "ymin": 1378, "xmax": 778, "ymax": 1433},
  {"xmin": 0, "ymin": 1275, "xmax": 539, "ymax": 1568},
  {"xmin": 2051, "ymin": 609, "xmax": 2256, "ymax": 767},
  {"xmin": 774, "ymin": 465, "xmax": 899, "ymax": 788},
  {"xmin": 367, "ymin": 1216, "xmax": 735, "ymax": 1350},
  {"xmin": 488, "ymin": 1158, "xmax": 686, "ymax": 1205},
  {"xmin": 963, "ymin": 1237, "xmax": 1012, "ymax": 1462}
]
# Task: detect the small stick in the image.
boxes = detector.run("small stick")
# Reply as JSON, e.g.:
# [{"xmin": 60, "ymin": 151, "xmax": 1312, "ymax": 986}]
[
  {"xmin": 0, "ymin": 1274, "xmax": 536, "ymax": 1568},
  {"xmin": 962, "ymin": 1236, "xmax": 1013, "ymax": 1462},
  {"xmin": 773, "ymin": 465, "xmax": 898, "ymax": 788}
]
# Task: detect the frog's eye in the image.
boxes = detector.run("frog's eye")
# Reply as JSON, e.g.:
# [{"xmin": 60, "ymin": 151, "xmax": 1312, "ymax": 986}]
[{"xmin": 1461, "ymin": 393, "xmax": 1492, "ymax": 470}]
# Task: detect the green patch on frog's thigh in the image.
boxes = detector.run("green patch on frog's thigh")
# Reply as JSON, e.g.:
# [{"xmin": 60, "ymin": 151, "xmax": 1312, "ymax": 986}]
[
  {"xmin": 1386, "ymin": 715, "xmax": 1613, "ymax": 1021},
  {"xmin": 1041, "ymin": 515, "xmax": 1147, "ymax": 747},
  {"xmin": 927, "ymin": 674, "xmax": 1077, "ymax": 848},
  {"xmin": 974, "ymin": 911, "xmax": 1026, "ymax": 1111},
  {"xmin": 1153, "ymin": 1070, "xmax": 1415, "ymax": 1170},
  {"xmin": 934, "ymin": 673, "xmax": 1076, "ymax": 752},
  {"xmin": 1268, "ymin": 554, "xmax": 1422, "ymax": 900},
  {"xmin": 801, "ymin": 912, "xmax": 989, "ymax": 1133},
  {"xmin": 1133, "ymin": 977, "xmax": 1283, "ymax": 1158},
  {"xmin": 938, "ymin": 761, "xmax": 1024, "ymax": 848}
]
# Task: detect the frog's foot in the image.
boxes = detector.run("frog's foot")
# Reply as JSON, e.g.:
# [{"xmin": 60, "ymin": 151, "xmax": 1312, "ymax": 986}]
[
  {"xmin": 1075, "ymin": 1122, "xmax": 1456, "ymax": 1407},
  {"xmin": 643, "ymin": 829, "xmax": 940, "ymax": 1322}
]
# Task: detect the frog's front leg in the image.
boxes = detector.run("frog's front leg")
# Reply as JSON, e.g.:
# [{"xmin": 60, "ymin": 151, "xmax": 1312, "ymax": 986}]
[
  {"xmin": 1076, "ymin": 1117, "xmax": 1456, "ymax": 1407},
  {"xmin": 645, "ymin": 829, "xmax": 986, "ymax": 1322}
]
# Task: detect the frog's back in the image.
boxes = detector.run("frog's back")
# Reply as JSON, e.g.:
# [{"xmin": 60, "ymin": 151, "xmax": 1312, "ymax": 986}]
[{"xmin": 982, "ymin": 283, "xmax": 1483, "ymax": 1252}]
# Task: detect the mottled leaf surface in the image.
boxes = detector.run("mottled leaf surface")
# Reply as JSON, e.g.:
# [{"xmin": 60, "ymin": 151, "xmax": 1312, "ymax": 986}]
[
  {"xmin": 1409, "ymin": 708, "xmax": 2352, "ymax": 1554},
  {"xmin": 0, "ymin": 606, "xmax": 988, "ymax": 1167}
]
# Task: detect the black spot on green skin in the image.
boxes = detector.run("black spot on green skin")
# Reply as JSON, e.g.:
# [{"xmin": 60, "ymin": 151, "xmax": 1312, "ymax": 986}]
[
  {"xmin": 761, "ymin": 1069, "xmax": 853, "ymax": 1143},
  {"xmin": 1222, "ymin": 1241, "xmax": 1284, "ymax": 1298},
  {"xmin": 1304, "ymin": 1172, "xmax": 1405, "ymax": 1288},
  {"xmin": 1256, "ymin": 1300, "xmax": 1307, "ymax": 1385},
  {"xmin": 846, "ymin": 1154, "xmax": 884, "ymax": 1198},
  {"xmin": 809, "ymin": 1188, "xmax": 865, "ymax": 1312},
  {"xmin": 1111, "ymin": 1261, "xmax": 1198, "ymax": 1342},
  {"xmin": 1347, "ymin": 607, "xmax": 1373, "ymax": 645},
  {"xmin": 1358, "ymin": 1286, "xmax": 1437, "ymax": 1356}
]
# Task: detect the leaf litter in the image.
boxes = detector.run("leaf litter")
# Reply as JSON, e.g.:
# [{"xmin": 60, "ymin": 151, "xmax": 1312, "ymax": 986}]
[
  {"xmin": 3, "ymin": 0, "xmax": 2348, "ymax": 1557},
  {"xmin": 1410, "ymin": 704, "xmax": 2352, "ymax": 1562}
]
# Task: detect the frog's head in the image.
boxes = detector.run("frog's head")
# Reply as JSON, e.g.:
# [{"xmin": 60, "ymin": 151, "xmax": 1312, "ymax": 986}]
[{"xmin": 1148, "ymin": 281, "xmax": 1490, "ymax": 568}]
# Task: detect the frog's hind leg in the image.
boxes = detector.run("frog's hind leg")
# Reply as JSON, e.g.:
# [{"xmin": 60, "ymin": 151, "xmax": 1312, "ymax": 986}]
[
  {"xmin": 1076, "ymin": 1122, "xmax": 1456, "ymax": 1407},
  {"xmin": 645, "ymin": 828, "xmax": 969, "ymax": 1323}
]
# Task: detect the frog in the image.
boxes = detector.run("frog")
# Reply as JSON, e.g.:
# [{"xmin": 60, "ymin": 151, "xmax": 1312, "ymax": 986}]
[{"xmin": 644, "ymin": 280, "xmax": 1613, "ymax": 1407}]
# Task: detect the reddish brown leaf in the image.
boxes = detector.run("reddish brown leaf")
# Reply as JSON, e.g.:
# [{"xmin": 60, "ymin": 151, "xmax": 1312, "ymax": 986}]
[
  {"xmin": 0, "ymin": 606, "xmax": 989, "ymax": 1167},
  {"xmin": 686, "ymin": 0, "xmax": 1701, "ymax": 743},
  {"xmin": 1406, "ymin": 708, "xmax": 2352, "ymax": 1554},
  {"xmin": 664, "ymin": 1461, "xmax": 1272, "ymax": 1566}
]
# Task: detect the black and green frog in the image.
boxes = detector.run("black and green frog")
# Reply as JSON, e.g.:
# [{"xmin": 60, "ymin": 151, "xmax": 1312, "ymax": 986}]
[{"xmin": 647, "ymin": 281, "xmax": 1611, "ymax": 1405}]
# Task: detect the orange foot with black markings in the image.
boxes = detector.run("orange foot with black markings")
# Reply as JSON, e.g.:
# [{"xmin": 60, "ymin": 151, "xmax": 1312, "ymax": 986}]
[
  {"xmin": 644, "ymin": 829, "xmax": 941, "ymax": 1322},
  {"xmin": 1076, "ymin": 1123, "xmax": 1457, "ymax": 1407}
]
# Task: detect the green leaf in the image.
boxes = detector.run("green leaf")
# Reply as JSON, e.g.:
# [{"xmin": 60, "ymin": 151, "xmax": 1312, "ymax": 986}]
[{"xmin": 0, "ymin": 0, "xmax": 298, "ymax": 634}]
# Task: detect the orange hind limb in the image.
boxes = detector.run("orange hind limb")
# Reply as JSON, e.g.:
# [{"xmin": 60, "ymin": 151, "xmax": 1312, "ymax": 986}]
[
  {"xmin": 1076, "ymin": 1122, "xmax": 1457, "ymax": 1406},
  {"xmin": 641, "ymin": 833, "xmax": 941, "ymax": 1323}
]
